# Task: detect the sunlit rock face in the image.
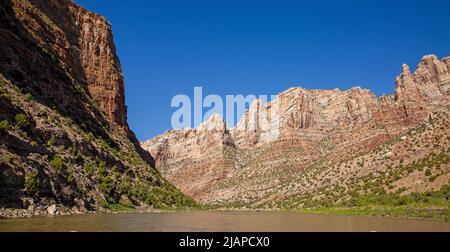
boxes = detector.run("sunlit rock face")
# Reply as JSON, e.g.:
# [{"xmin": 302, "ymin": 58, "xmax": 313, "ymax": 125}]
[
  {"xmin": 1, "ymin": 0, "xmax": 128, "ymax": 128},
  {"xmin": 143, "ymin": 56, "xmax": 450, "ymax": 204}
]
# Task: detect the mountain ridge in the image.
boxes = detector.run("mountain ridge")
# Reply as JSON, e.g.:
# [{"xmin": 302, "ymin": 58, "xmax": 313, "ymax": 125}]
[{"xmin": 142, "ymin": 54, "xmax": 450, "ymax": 209}]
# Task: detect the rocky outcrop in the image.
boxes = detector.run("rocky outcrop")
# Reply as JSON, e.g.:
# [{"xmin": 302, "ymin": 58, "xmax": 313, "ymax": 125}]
[
  {"xmin": 74, "ymin": 5, "xmax": 128, "ymax": 128},
  {"xmin": 443, "ymin": 57, "xmax": 450, "ymax": 71},
  {"xmin": 142, "ymin": 55, "xmax": 450, "ymax": 203},
  {"xmin": 395, "ymin": 55, "xmax": 449, "ymax": 117},
  {"xmin": 143, "ymin": 114, "xmax": 237, "ymax": 198},
  {"xmin": 0, "ymin": 0, "xmax": 194, "ymax": 216},
  {"xmin": 0, "ymin": 0, "xmax": 127, "ymax": 128},
  {"xmin": 231, "ymin": 86, "xmax": 379, "ymax": 148}
]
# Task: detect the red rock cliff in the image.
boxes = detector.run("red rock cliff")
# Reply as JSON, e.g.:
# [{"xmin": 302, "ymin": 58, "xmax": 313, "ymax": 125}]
[
  {"xmin": 74, "ymin": 4, "xmax": 128, "ymax": 127},
  {"xmin": 0, "ymin": 0, "xmax": 190, "ymax": 216},
  {"xmin": 1, "ymin": 0, "xmax": 128, "ymax": 128}
]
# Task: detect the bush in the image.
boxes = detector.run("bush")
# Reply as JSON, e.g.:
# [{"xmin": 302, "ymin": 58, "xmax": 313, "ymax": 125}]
[
  {"xmin": 0, "ymin": 91, "xmax": 9, "ymax": 99},
  {"xmin": 429, "ymin": 175, "xmax": 439, "ymax": 182},
  {"xmin": 85, "ymin": 132, "xmax": 94, "ymax": 143},
  {"xmin": 24, "ymin": 171, "xmax": 39, "ymax": 195},
  {"xmin": 67, "ymin": 174, "xmax": 74, "ymax": 183},
  {"xmin": 0, "ymin": 119, "xmax": 10, "ymax": 132},
  {"xmin": 119, "ymin": 179, "xmax": 132, "ymax": 195},
  {"xmin": 83, "ymin": 163, "xmax": 95, "ymax": 175},
  {"xmin": 11, "ymin": 83, "xmax": 22, "ymax": 94},
  {"xmin": 97, "ymin": 161, "xmax": 107, "ymax": 176},
  {"xmin": 96, "ymin": 196, "xmax": 108, "ymax": 208},
  {"xmin": 99, "ymin": 176, "xmax": 115, "ymax": 200},
  {"xmin": 108, "ymin": 203, "xmax": 134, "ymax": 212},
  {"xmin": 15, "ymin": 113, "xmax": 30, "ymax": 129},
  {"xmin": 47, "ymin": 135, "xmax": 57, "ymax": 146},
  {"xmin": 49, "ymin": 155, "xmax": 65, "ymax": 171},
  {"xmin": 425, "ymin": 169, "xmax": 432, "ymax": 177},
  {"xmin": 131, "ymin": 183, "xmax": 147, "ymax": 201},
  {"xmin": 24, "ymin": 93, "xmax": 33, "ymax": 101}
]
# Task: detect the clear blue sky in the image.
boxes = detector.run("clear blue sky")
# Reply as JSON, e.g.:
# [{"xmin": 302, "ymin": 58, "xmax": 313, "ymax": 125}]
[{"xmin": 75, "ymin": 0, "xmax": 450, "ymax": 141}]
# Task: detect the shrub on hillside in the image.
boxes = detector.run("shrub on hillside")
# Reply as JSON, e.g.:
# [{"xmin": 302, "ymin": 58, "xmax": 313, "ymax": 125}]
[
  {"xmin": 47, "ymin": 135, "xmax": 57, "ymax": 146},
  {"xmin": 99, "ymin": 175, "xmax": 115, "ymax": 202},
  {"xmin": 49, "ymin": 155, "xmax": 66, "ymax": 171},
  {"xmin": 0, "ymin": 119, "xmax": 10, "ymax": 132},
  {"xmin": 15, "ymin": 113, "xmax": 30, "ymax": 129},
  {"xmin": 24, "ymin": 171, "xmax": 39, "ymax": 195}
]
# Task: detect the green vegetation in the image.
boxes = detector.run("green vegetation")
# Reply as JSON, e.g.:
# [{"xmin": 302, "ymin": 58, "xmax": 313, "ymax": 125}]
[
  {"xmin": 49, "ymin": 155, "xmax": 66, "ymax": 171},
  {"xmin": 98, "ymin": 138, "xmax": 120, "ymax": 158},
  {"xmin": 0, "ymin": 79, "xmax": 196, "ymax": 213},
  {"xmin": 84, "ymin": 132, "xmax": 95, "ymax": 143},
  {"xmin": 91, "ymin": 156, "xmax": 196, "ymax": 209},
  {"xmin": 0, "ymin": 58, "xmax": 196, "ymax": 213},
  {"xmin": 24, "ymin": 171, "xmax": 39, "ymax": 195},
  {"xmin": 256, "ymin": 112, "xmax": 450, "ymax": 221},
  {"xmin": 47, "ymin": 135, "xmax": 57, "ymax": 146},
  {"xmin": 107, "ymin": 203, "xmax": 134, "ymax": 212},
  {"xmin": 128, "ymin": 179, "xmax": 197, "ymax": 209},
  {"xmin": 11, "ymin": 83, "xmax": 22, "ymax": 94},
  {"xmin": 24, "ymin": 93, "xmax": 33, "ymax": 101},
  {"xmin": 118, "ymin": 179, "xmax": 132, "ymax": 195},
  {"xmin": 97, "ymin": 161, "xmax": 107, "ymax": 176},
  {"xmin": 280, "ymin": 185, "xmax": 450, "ymax": 220},
  {"xmin": 0, "ymin": 119, "xmax": 10, "ymax": 132},
  {"xmin": 96, "ymin": 196, "xmax": 108, "ymax": 208},
  {"xmin": 14, "ymin": 113, "xmax": 30, "ymax": 129},
  {"xmin": 83, "ymin": 163, "xmax": 95, "ymax": 175},
  {"xmin": 0, "ymin": 90, "xmax": 10, "ymax": 99},
  {"xmin": 342, "ymin": 185, "xmax": 450, "ymax": 208},
  {"xmin": 99, "ymin": 175, "xmax": 115, "ymax": 201},
  {"xmin": 298, "ymin": 206, "xmax": 450, "ymax": 221},
  {"xmin": 67, "ymin": 173, "xmax": 74, "ymax": 183}
]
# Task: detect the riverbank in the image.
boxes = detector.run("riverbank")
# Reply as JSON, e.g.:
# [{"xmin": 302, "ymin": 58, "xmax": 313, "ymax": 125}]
[
  {"xmin": 2, "ymin": 204, "xmax": 449, "ymax": 222},
  {"xmin": 296, "ymin": 206, "xmax": 450, "ymax": 221},
  {"xmin": 192, "ymin": 205, "xmax": 450, "ymax": 222},
  {"xmin": 0, "ymin": 204, "xmax": 171, "ymax": 219}
]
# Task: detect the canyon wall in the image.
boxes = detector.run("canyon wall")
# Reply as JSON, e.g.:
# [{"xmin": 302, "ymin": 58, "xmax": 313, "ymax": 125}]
[
  {"xmin": 0, "ymin": 0, "xmax": 193, "ymax": 218},
  {"xmin": 142, "ymin": 55, "xmax": 450, "ymax": 204},
  {"xmin": 1, "ymin": 0, "xmax": 127, "ymax": 127}
]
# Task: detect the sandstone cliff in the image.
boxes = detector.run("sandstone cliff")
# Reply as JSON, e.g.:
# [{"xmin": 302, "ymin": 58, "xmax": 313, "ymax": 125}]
[
  {"xmin": 0, "ymin": 0, "xmax": 194, "ymax": 218},
  {"xmin": 142, "ymin": 55, "xmax": 450, "ymax": 205}
]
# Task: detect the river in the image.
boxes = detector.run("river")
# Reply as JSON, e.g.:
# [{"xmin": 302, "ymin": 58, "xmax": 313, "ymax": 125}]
[{"xmin": 0, "ymin": 211, "xmax": 449, "ymax": 232}]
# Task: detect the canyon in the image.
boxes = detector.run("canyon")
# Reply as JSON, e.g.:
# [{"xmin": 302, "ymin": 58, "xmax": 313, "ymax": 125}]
[
  {"xmin": 142, "ymin": 55, "xmax": 450, "ymax": 209},
  {"xmin": 0, "ymin": 0, "xmax": 194, "ymax": 218},
  {"xmin": 0, "ymin": 0, "xmax": 449, "ymax": 220}
]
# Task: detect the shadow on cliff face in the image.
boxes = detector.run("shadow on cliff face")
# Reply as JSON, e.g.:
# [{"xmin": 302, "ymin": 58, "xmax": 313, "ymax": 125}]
[
  {"xmin": 0, "ymin": 0, "xmax": 118, "ymax": 146},
  {"xmin": 0, "ymin": 0, "xmax": 117, "ymax": 208},
  {"xmin": 0, "ymin": 0, "xmax": 155, "ymax": 165},
  {"xmin": 0, "ymin": 84, "xmax": 71, "ymax": 208},
  {"xmin": 0, "ymin": 163, "xmax": 24, "ymax": 208},
  {"xmin": 127, "ymin": 130, "xmax": 156, "ymax": 167}
]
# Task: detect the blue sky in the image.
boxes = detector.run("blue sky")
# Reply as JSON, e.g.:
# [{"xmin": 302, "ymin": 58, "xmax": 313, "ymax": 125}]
[{"xmin": 75, "ymin": 0, "xmax": 450, "ymax": 140}]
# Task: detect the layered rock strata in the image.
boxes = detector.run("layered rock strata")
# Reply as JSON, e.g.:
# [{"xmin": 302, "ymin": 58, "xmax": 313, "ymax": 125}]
[
  {"xmin": 142, "ymin": 55, "xmax": 450, "ymax": 204},
  {"xmin": 0, "ymin": 0, "xmax": 194, "ymax": 218}
]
